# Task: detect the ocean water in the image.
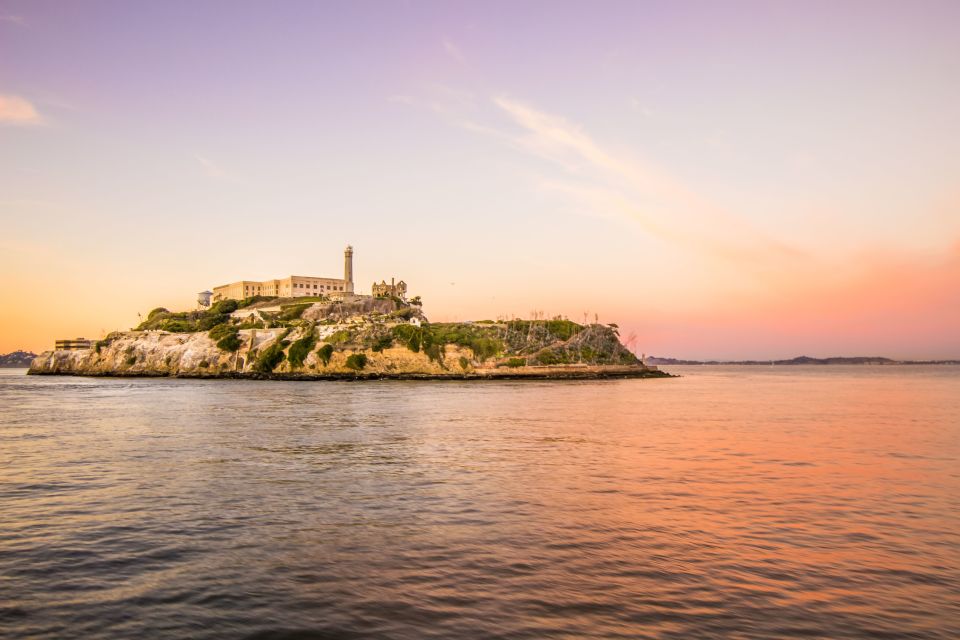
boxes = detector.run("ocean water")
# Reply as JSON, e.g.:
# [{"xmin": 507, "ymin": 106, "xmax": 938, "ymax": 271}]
[{"xmin": 1, "ymin": 366, "xmax": 958, "ymax": 639}]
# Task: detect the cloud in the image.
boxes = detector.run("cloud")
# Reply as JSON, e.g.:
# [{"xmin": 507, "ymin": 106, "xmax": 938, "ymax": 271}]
[
  {"xmin": 0, "ymin": 95, "xmax": 42, "ymax": 125},
  {"xmin": 0, "ymin": 14, "xmax": 25, "ymax": 25},
  {"xmin": 442, "ymin": 37, "xmax": 464, "ymax": 63},
  {"xmin": 486, "ymin": 95, "xmax": 803, "ymax": 263},
  {"xmin": 194, "ymin": 154, "xmax": 236, "ymax": 181}
]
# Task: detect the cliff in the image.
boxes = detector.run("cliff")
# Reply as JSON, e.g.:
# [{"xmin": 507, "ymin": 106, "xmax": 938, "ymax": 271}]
[{"xmin": 29, "ymin": 298, "xmax": 668, "ymax": 380}]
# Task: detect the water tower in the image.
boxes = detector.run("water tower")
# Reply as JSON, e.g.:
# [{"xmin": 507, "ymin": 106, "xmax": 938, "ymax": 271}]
[{"xmin": 197, "ymin": 290, "xmax": 212, "ymax": 308}]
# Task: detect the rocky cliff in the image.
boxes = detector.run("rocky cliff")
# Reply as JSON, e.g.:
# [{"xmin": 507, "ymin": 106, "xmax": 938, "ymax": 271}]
[{"xmin": 29, "ymin": 298, "xmax": 667, "ymax": 380}]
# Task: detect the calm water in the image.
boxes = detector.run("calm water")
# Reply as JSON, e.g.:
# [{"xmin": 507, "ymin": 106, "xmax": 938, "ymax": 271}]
[{"xmin": 1, "ymin": 366, "xmax": 958, "ymax": 639}]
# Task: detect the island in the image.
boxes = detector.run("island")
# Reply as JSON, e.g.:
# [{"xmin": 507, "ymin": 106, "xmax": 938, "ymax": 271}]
[{"xmin": 28, "ymin": 297, "xmax": 669, "ymax": 380}]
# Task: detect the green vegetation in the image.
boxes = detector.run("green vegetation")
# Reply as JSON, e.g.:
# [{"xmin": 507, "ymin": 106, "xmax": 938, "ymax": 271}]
[
  {"xmin": 254, "ymin": 341, "xmax": 286, "ymax": 373},
  {"xmin": 125, "ymin": 355, "xmax": 137, "ymax": 366},
  {"xmin": 505, "ymin": 357, "xmax": 526, "ymax": 367},
  {"xmin": 459, "ymin": 356, "xmax": 470, "ymax": 370},
  {"xmin": 316, "ymin": 343, "xmax": 334, "ymax": 366},
  {"xmin": 388, "ymin": 307, "xmax": 415, "ymax": 320},
  {"xmin": 238, "ymin": 295, "xmax": 278, "ymax": 308},
  {"xmin": 422, "ymin": 324, "xmax": 503, "ymax": 362},
  {"xmin": 209, "ymin": 299, "xmax": 239, "ymax": 315},
  {"xmin": 534, "ymin": 349, "xmax": 561, "ymax": 365},
  {"xmin": 345, "ymin": 353, "xmax": 368, "ymax": 370},
  {"xmin": 137, "ymin": 298, "xmax": 238, "ymax": 333},
  {"xmin": 279, "ymin": 303, "xmax": 312, "ymax": 321},
  {"xmin": 209, "ymin": 324, "xmax": 241, "ymax": 352},
  {"xmin": 287, "ymin": 330, "xmax": 317, "ymax": 368},
  {"xmin": 506, "ymin": 318, "xmax": 581, "ymax": 341},
  {"xmin": 327, "ymin": 329, "xmax": 351, "ymax": 345},
  {"xmin": 371, "ymin": 334, "xmax": 393, "ymax": 352},
  {"xmin": 391, "ymin": 324, "xmax": 422, "ymax": 352}
]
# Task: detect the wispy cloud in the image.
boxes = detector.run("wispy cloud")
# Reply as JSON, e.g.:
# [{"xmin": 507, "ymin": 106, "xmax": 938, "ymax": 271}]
[
  {"xmin": 394, "ymin": 88, "xmax": 787, "ymax": 261},
  {"xmin": 486, "ymin": 95, "xmax": 802, "ymax": 263},
  {"xmin": 442, "ymin": 37, "xmax": 464, "ymax": 63},
  {"xmin": 0, "ymin": 94, "xmax": 43, "ymax": 125},
  {"xmin": 194, "ymin": 154, "xmax": 236, "ymax": 182},
  {"xmin": 0, "ymin": 14, "xmax": 25, "ymax": 26}
]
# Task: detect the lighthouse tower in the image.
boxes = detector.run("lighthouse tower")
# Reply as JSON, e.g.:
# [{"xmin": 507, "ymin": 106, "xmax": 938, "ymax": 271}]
[{"xmin": 344, "ymin": 245, "xmax": 354, "ymax": 293}]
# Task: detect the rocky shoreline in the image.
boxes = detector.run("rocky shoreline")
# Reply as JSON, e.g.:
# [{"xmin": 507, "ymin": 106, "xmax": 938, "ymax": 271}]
[
  {"xmin": 27, "ymin": 363, "xmax": 670, "ymax": 381},
  {"xmin": 28, "ymin": 298, "xmax": 672, "ymax": 382}
]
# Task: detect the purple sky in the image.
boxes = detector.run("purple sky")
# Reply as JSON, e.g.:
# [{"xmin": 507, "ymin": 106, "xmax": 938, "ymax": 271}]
[{"xmin": 2, "ymin": 1, "xmax": 959, "ymax": 357}]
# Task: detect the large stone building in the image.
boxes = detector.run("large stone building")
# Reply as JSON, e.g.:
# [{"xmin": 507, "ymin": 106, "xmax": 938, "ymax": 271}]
[
  {"xmin": 212, "ymin": 245, "xmax": 356, "ymax": 302},
  {"xmin": 371, "ymin": 277, "xmax": 407, "ymax": 299}
]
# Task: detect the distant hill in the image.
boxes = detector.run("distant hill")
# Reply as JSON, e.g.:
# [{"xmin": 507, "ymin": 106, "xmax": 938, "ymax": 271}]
[
  {"xmin": 646, "ymin": 355, "xmax": 960, "ymax": 365},
  {"xmin": 0, "ymin": 351, "xmax": 38, "ymax": 367}
]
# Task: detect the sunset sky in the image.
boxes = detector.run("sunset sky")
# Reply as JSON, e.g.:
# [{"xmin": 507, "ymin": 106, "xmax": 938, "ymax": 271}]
[{"xmin": 2, "ymin": 0, "xmax": 958, "ymax": 359}]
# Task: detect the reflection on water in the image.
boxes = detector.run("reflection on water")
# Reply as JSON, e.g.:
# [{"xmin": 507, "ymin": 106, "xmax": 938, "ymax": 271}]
[{"xmin": 1, "ymin": 366, "xmax": 958, "ymax": 638}]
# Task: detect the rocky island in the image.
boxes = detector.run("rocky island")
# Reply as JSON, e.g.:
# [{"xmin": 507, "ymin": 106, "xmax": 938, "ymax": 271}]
[{"xmin": 28, "ymin": 296, "xmax": 668, "ymax": 380}]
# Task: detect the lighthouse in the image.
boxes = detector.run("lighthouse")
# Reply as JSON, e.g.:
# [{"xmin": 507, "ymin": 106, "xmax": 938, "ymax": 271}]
[{"xmin": 344, "ymin": 245, "xmax": 354, "ymax": 293}]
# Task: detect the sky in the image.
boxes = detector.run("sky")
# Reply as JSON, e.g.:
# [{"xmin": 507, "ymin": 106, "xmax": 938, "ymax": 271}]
[{"xmin": 1, "ymin": 0, "xmax": 959, "ymax": 359}]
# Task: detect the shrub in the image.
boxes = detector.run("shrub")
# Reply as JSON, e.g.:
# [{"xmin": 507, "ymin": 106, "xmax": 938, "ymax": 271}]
[
  {"xmin": 371, "ymin": 334, "xmax": 393, "ymax": 352},
  {"xmin": 506, "ymin": 357, "xmax": 526, "ymax": 368},
  {"xmin": 279, "ymin": 303, "xmax": 311, "ymax": 321},
  {"xmin": 208, "ymin": 323, "xmax": 235, "ymax": 340},
  {"xmin": 388, "ymin": 307, "xmax": 414, "ymax": 320},
  {"xmin": 327, "ymin": 329, "xmax": 351, "ymax": 345},
  {"xmin": 545, "ymin": 319, "xmax": 580, "ymax": 341},
  {"xmin": 535, "ymin": 349, "xmax": 561, "ymax": 365},
  {"xmin": 125, "ymin": 355, "xmax": 137, "ymax": 366},
  {"xmin": 317, "ymin": 343, "xmax": 334, "ymax": 366},
  {"xmin": 147, "ymin": 307, "xmax": 169, "ymax": 320},
  {"xmin": 157, "ymin": 318, "xmax": 195, "ymax": 333},
  {"xmin": 254, "ymin": 342, "xmax": 286, "ymax": 373},
  {"xmin": 423, "ymin": 342, "xmax": 443, "ymax": 363},
  {"xmin": 238, "ymin": 295, "xmax": 277, "ymax": 308},
  {"xmin": 209, "ymin": 299, "xmax": 239, "ymax": 315},
  {"xmin": 345, "ymin": 353, "xmax": 368, "ymax": 370},
  {"xmin": 459, "ymin": 356, "xmax": 470, "ymax": 370},
  {"xmin": 391, "ymin": 324, "xmax": 421, "ymax": 352},
  {"xmin": 197, "ymin": 314, "xmax": 230, "ymax": 331},
  {"xmin": 210, "ymin": 323, "xmax": 241, "ymax": 352},
  {"xmin": 287, "ymin": 331, "xmax": 317, "ymax": 368}
]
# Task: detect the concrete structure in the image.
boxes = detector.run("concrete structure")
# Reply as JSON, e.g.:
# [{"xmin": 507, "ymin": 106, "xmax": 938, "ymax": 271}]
[
  {"xmin": 372, "ymin": 277, "xmax": 407, "ymax": 299},
  {"xmin": 56, "ymin": 338, "xmax": 94, "ymax": 350},
  {"xmin": 213, "ymin": 246, "xmax": 355, "ymax": 302}
]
